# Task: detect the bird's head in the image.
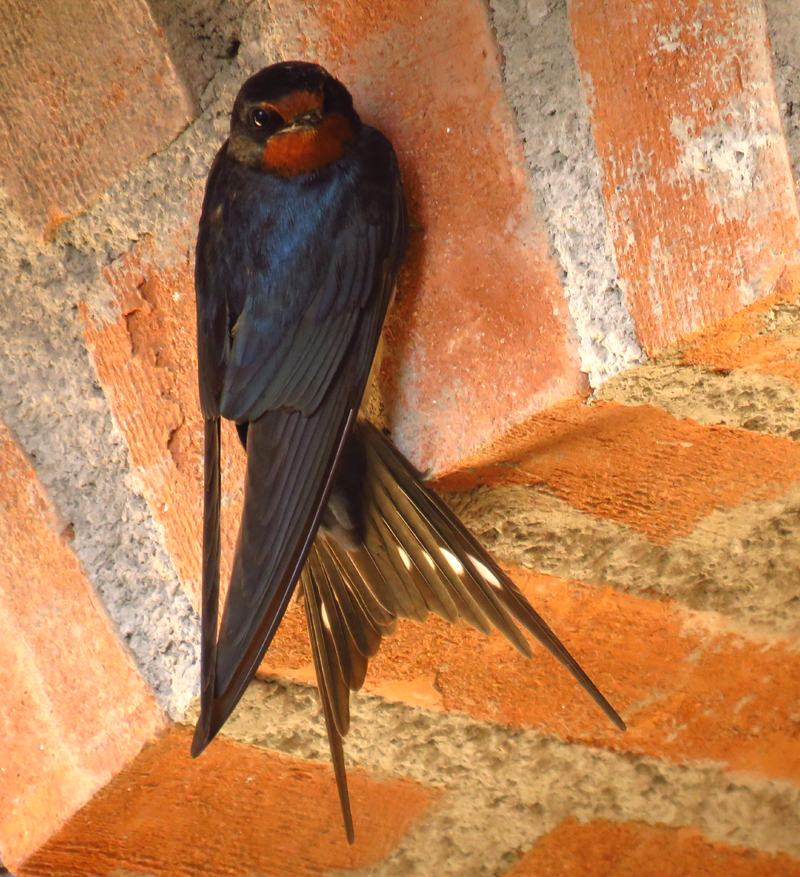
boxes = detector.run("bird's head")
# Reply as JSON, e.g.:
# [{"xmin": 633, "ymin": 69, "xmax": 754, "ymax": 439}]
[{"xmin": 228, "ymin": 61, "xmax": 362, "ymax": 177}]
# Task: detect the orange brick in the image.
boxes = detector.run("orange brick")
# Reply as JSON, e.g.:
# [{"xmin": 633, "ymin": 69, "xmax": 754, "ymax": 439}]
[
  {"xmin": 17, "ymin": 726, "xmax": 439, "ymax": 877},
  {"xmin": 307, "ymin": 0, "xmax": 586, "ymax": 472},
  {"xmin": 261, "ymin": 565, "xmax": 800, "ymax": 785},
  {"xmin": 436, "ymin": 398, "xmax": 800, "ymax": 543},
  {"xmin": 83, "ymin": 232, "xmax": 252, "ymax": 615},
  {"xmin": 509, "ymin": 819, "xmax": 800, "ymax": 877},
  {"xmin": 84, "ymin": 232, "xmax": 220, "ymax": 613},
  {"xmin": 0, "ymin": 0, "xmax": 192, "ymax": 236},
  {"xmin": 681, "ymin": 261, "xmax": 800, "ymax": 381},
  {"xmin": 0, "ymin": 420, "xmax": 164, "ymax": 871},
  {"xmin": 569, "ymin": 0, "xmax": 800, "ymax": 352}
]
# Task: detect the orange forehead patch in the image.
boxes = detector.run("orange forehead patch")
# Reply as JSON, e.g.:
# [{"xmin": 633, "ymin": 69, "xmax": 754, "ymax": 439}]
[
  {"xmin": 266, "ymin": 89, "xmax": 324, "ymax": 122},
  {"xmin": 261, "ymin": 113, "xmax": 356, "ymax": 177}
]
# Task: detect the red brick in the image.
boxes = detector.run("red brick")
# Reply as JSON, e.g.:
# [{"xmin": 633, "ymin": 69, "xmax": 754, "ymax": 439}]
[
  {"xmin": 681, "ymin": 261, "xmax": 800, "ymax": 381},
  {"xmin": 508, "ymin": 819, "xmax": 800, "ymax": 877},
  {"xmin": 0, "ymin": 0, "xmax": 192, "ymax": 236},
  {"xmin": 569, "ymin": 0, "xmax": 800, "ymax": 352},
  {"xmin": 437, "ymin": 398, "xmax": 800, "ymax": 543},
  {"xmin": 84, "ymin": 232, "xmax": 215, "ymax": 613},
  {"xmin": 0, "ymin": 419, "xmax": 164, "ymax": 872},
  {"xmin": 17, "ymin": 726, "xmax": 439, "ymax": 877},
  {"xmin": 83, "ymin": 231, "xmax": 251, "ymax": 615},
  {"xmin": 307, "ymin": 0, "xmax": 586, "ymax": 473}
]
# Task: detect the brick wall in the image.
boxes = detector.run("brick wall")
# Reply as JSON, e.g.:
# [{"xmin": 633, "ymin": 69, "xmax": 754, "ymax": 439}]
[{"xmin": 2, "ymin": 0, "xmax": 800, "ymax": 874}]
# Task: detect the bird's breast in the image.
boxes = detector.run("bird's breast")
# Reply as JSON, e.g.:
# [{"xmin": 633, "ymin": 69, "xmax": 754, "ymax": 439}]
[{"xmin": 261, "ymin": 114, "xmax": 357, "ymax": 177}]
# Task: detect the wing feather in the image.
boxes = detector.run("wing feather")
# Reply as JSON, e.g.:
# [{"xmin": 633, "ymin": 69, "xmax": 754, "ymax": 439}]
[
  {"xmin": 193, "ymin": 128, "xmax": 407, "ymax": 756},
  {"xmin": 191, "ymin": 418, "xmax": 221, "ymax": 757},
  {"xmin": 303, "ymin": 567, "xmax": 355, "ymax": 844}
]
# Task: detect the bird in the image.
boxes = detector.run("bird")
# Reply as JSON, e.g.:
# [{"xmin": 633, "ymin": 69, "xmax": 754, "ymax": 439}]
[{"xmin": 191, "ymin": 60, "xmax": 625, "ymax": 844}]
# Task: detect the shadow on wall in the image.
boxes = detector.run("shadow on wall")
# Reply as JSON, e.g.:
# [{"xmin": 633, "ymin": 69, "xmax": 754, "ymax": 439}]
[{"xmin": 146, "ymin": 0, "xmax": 246, "ymax": 112}]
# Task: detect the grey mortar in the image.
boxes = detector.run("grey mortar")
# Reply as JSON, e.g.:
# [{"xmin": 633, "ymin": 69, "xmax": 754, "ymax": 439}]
[
  {"xmin": 594, "ymin": 348, "xmax": 800, "ymax": 440},
  {"xmin": 0, "ymin": 195, "xmax": 199, "ymax": 718},
  {"xmin": 145, "ymin": 0, "xmax": 250, "ymax": 114},
  {"xmin": 0, "ymin": 36, "xmax": 256, "ymax": 718},
  {"xmin": 444, "ymin": 311, "xmax": 800, "ymax": 637},
  {"xmin": 488, "ymin": 0, "xmax": 644, "ymax": 386},
  {"xmin": 451, "ymin": 480, "xmax": 800, "ymax": 636},
  {"xmin": 186, "ymin": 678, "xmax": 800, "ymax": 876},
  {"xmin": 766, "ymin": 0, "xmax": 800, "ymax": 205}
]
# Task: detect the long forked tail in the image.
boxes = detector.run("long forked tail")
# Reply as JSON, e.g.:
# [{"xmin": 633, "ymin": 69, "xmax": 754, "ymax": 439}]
[{"xmin": 301, "ymin": 419, "xmax": 625, "ymax": 841}]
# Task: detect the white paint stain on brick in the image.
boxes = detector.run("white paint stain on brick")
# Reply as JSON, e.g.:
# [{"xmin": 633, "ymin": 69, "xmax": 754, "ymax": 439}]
[{"xmin": 671, "ymin": 100, "xmax": 781, "ymax": 216}]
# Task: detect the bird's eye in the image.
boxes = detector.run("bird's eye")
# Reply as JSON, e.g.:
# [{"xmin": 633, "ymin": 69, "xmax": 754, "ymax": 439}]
[{"xmin": 251, "ymin": 108, "xmax": 270, "ymax": 128}]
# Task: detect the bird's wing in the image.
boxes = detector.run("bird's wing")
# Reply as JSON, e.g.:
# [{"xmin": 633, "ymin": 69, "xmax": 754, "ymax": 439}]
[
  {"xmin": 201, "ymin": 147, "xmax": 405, "ymax": 424},
  {"xmin": 196, "ymin": 137, "xmax": 406, "ymax": 424},
  {"xmin": 222, "ymin": 221, "xmax": 390, "ymax": 419},
  {"xmin": 192, "ymin": 132, "xmax": 407, "ymax": 755}
]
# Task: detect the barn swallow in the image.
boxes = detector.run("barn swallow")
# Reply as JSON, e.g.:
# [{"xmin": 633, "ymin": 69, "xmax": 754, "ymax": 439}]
[{"xmin": 192, "ymin": 60, "xmax": 625, "ymax": 844}]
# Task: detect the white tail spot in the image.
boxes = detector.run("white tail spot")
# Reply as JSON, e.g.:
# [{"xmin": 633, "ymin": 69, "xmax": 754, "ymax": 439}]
[
  {"xmin": 397, "ymin": 545, "xmax": 413, "ymax": 571},
  {"xmin": 441, "ymin": 547, "xmax": 465, "ymax": 576},
  {"xmin": 470, "ymin": 556, "xmax": 502, "ymax": 589}
]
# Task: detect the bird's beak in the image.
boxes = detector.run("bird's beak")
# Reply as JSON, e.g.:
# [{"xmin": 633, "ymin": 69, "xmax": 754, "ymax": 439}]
[{"xmin": 287, "ymin": 109, "xmax": 323, "ymax": 131}]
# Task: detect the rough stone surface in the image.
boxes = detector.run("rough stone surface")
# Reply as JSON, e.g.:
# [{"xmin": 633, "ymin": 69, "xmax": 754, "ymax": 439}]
[
  {"xmin": 0, "ymin": 194, "xmax": 200, "ymax": 720},
  {"xmin": 257, "ymin": 562, "xmax": 800, "ymax": 784},
  {"xmin": 508, "ymin": 819, "xmax": 800, "ymax": 877},
  {"xmin": 595, "ymin": 350, "xmax": 800, "ymax": 439},
  {"xmin": 569, "ymin": 0, "xmax": 800, "ymax": 351},
  {"xmin": 146, "ymin": 0, "xmax": 249, "ymax": 112},
  {"xmin": 766, "ymin": 0, "xmax": 800, "ymax": 200},
  {"xmin": 19, "ymin": 727, "xmax": 437, "ymax": 877},
  {"xmin": 452, "ymin": 476, "xmax": 800, "ymax": 637},
  {"xmin": 489, "ymin": 0, "xmax": 644, "ymax": 386},
  {"xmin": 201, "ymin": 679, "xmax": 800, "ymax": 876},
  {"xmin": 0, "ymin": 420, "xmax": 165, "ymax": 870},
  {"xmin": 678, "ymin": 270, "xmax": 800, "ymax": 381},
  {"xmin": 0, "ymin": 13, "xmax": 255, "ymax": 742}
]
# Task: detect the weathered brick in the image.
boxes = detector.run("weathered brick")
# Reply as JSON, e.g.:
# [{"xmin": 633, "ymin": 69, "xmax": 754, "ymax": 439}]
[
  {"xmin": 83, "ymin": 231, "xmax": 250, "ymax": 618},
  {"xmin": 437, "ymin": 397, "xmax": 800, "ymax": 543},
  {"xmin": 569, "ymin": 0, "xmax": 800, "ymax": 352},
  {"xmin": 508, "ymin": 818, "xmax": 800, "ymax": 877},
  {"xmin": 83, "ymin": 231, "xmax": 211, "ymax": 612},
  {"xmin": 259, "ymin": 563, "xmax": 800, "ymax": 784},
  {"xmin": 681, "ymin": 261, "xmax": 800, "ymax": 380},
  {"xmin": 0, "ymin": 419, "xmax": 165, "ymax": 872},
  {"xmin": 0, "ymin": 0, "xmax": 192, "ymax": 236},
  {"xmin": 17, "ymin": 726, "xmax": 439, "ymax": 877},
  {"xmin": 305, "ymin": 0, "xmax": 587, "ymax": 473}
]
